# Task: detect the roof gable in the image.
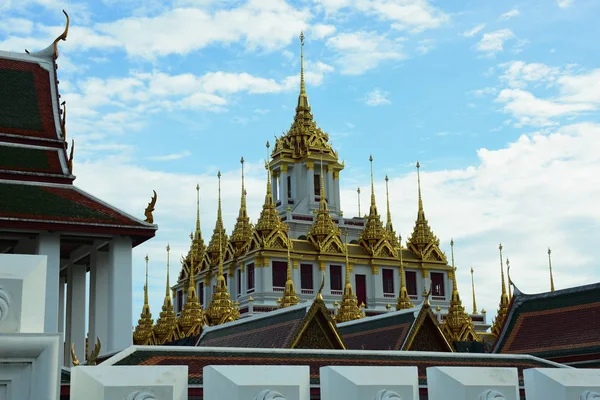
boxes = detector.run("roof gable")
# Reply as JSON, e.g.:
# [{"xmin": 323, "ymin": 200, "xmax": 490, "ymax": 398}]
[
  {"xmin": 290, "ymin": 299, "xmax": 346, "ymax": 350},
  {"xmin": 494, "ymin": 282, "xmax": 600, "ymax": 360}
]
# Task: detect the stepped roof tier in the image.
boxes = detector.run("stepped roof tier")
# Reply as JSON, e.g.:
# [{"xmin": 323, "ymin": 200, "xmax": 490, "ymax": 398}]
[{"xmin": 0, "ymin": 11, "xmax": 156, "ymax": 245}]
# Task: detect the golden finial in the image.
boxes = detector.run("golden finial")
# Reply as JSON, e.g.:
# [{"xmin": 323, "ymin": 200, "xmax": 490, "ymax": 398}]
[
  {"xmin": 67, "ymin": 139, "xmax": 74, "ymax": 174},
  {"xmin": 334, "ymin": 228, "xmax": 364, "ymax": 322},
  {"xmin": 144, "ymin": 255, "xmax": 150, "ymax": 306},
  {"xmin": 195, "ymin": 184, "xmax": 201, "ymax": 236},
  {"xmin": 278, "ymin": 238, "xmax": 299, "ymax": 308},
  {"xmin": 70, "ymin": 338, "xmax": 101, "ymax": 366},
  {"xmin": 299, "ymin": 31, "xmax": 306, "ymax": 97},
  {"xmin": 396, "ymin": 233, "xmax": 414, "ymax": 310},
  {"xmin": 470, "ymin": 267, "xmax": 477, "ymax": 314},
  {"xmin": 52, "ymin": 10, "xmax": 70, "ymax": 59},
  {"xmin": 134, "ymin": 255, "xmax": 154, "ymax": 345},
  {"xmin": 506, "ymin": 258, "xmax": 512, "ymax": 299},
  {"xmin": 357, "ymin": 187, "xmax": 361, "ymax": 217},
  {"xmin": 499, "ymin": 243, "xmax": 508, "ymax": 300},
  {"xmin": 60, "ymin": 101, "xmax": 67, "ymax": 141},
  {"xmin": 369, "ymin": 155, "xmax": 376, "ymax": 211},
  {"xmin": 548, "ymin": 247, "xmax": 555, "ymax": 292},
  {"xmin": 166, "ymin": 244, "xmax": 171, "ymax": 296},
  {"xmin": 231, "ymin": 157, "xmax": 252, "ymax": 252},
  {"xmin": 316, "ymin": 272, "xmax": 325, "ymax": 302},
  {"xmin": 144, "ymin": 190, "xmax": 157, "ymax": 224},
  {"xmin": 491, "ymin": 243, "xmax": 510, "ymax": 337},
  {"xmin": 70, "ymin": 342, "xmax": 79, "ymax": 366},
  {"xmin": 386, "ymin": 304, "xmax": 391, "ymax": 310}
]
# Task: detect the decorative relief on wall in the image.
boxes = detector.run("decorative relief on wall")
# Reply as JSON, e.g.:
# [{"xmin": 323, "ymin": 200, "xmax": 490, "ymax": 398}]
[
  {"xmin": 254, "ymin": 389, "xmax": 286, "ymax": 400},
  {"xmin": 373, "ymin": 389, "xmax": 402, "ymax": 400},
  {"xmin": 580, "ymin": 391, "xmax": 600, "ymax": 400},
  {"xmin": 0, "ymin": 286, "xmax": 10, "ymax": 325},
  {"xmin": 478, "ymin": 390, "xmax": 506, "ymax": 400},
  {"xmin": 124, "ymin": 391, "xmax": 156, "ymax": 400}
]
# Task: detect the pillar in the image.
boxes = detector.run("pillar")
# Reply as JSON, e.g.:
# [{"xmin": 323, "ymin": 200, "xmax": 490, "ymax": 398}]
[
  {"xmin": 89, "ymin": 245, "xmax": 108, "ymax": 353},
  {"xmin": 306, "ymin": 162, "xmax": 314, "ymax": 208},
  {"xmin": 281, "ymin": 164, "xmax": 288, "ymax": 208},
  {"xmin": 326, "ymin": 166, "xmax": 334, "ymax": 210},
  {"xmin": 36, "ymin": 233, "xmax": 60, "ymax": 333},
  {"xmin": 372, "ymin": 266, "xmax": 383, "ymax": 306},
  {"xmin": 333, "ymin": 171, "xmax": 341, "ymax": 213},
  {"xmin": 58, "ymin": 276, "xmax": 65, "ymax": 334},
  {"xmin": 66, "ymin": 263, "xmax": 86, "ymax": 366},
  {"xmin": 106, "ymin": 236, "xmax": 133, "ymax": 355},
  {"xmin": 262, "ymin": 258, "xmax": 271, "ymax": 292}
]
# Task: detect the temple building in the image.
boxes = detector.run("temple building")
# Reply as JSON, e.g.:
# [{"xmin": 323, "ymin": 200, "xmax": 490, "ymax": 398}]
[
  {"xmin": 133, "ymin": 32, "xmax": 490, "ymax": 347},
  {"xmin": 0, "ymin": 11, "xmax": 157, "ymax": 366}
]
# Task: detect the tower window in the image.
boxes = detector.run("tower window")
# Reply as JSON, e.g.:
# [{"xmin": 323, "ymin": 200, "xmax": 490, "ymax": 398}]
[
  {"xmin": 405, "ymin": 271, "xmax": 417, "ymax": 296},
  {"xmin": 287, "ymin": 175, "xmax": 292, "ymax": 198},
  {"xmin": 198, "ymin": 282, "xmax": 204, "ymax": 304},
  {"xmin": 272, "ymin": 261, "xmax": 287, "ymax": 288},
  {"xmin": 237, "ymin": 269, "xmax": 242, "ymax": 296},
  {"xmin": 314, "ymin": 174, "xmax": 320, "ymax": 196},
  {"xmin": 300, "ymin": 264, "xmax": 313, "ymax": 289},
  {"xmin": 247, "ymin": 263, "xmax": 255, "ymax": 292},
  {"xmin": 330, "ymin": 265, "xmax": 342, "ymax": 291},
  {"xmin": 431, "ymin": 272, "xmax": 445, "ymax": 297},
  {"xmin": 176, "ymin": 290, "xmax": 183, "ymax": 312},
  {"xmin": 382, "ymin": 269, "xmax": 394, "ymax": 294}
]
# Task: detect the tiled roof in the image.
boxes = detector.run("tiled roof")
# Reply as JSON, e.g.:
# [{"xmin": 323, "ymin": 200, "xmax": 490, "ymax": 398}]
[
  {"xmin": 0, "ymin": 144, "xmax": 64, "ymax": 175},
  {"xmin": 107, "ymin": 346, "xmax": 566, "ymax": 386},
  {"xmin": 338, "ymin": 308, "xmax": 417, "ymax": 350},
  {"xmin": 0, "ymin": 58, "xmax": 59, "ymax": 139},
  {"xmin": 494, "ymin": 283, "xmax": 600, "ymax": 361},
  {"xmin": 0, "ymin": 181, "xmax": 155, "ymax": 232},
  {"xmin": 196, "ymin": 304, "xmax": 309, "ymax": 348}
]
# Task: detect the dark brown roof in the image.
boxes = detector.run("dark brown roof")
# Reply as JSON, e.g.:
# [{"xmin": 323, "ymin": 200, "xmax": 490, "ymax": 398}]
[
  {"xmin": 197, "ymin": 304, "xmax": 309, "ymax": 348},
  {"xmin": 494, "ymin": 282, "xmax": 600, "ymax": 362},
  {"xmin": 338, "ymin": 308, "xmax": 417, "ymax": 350}
]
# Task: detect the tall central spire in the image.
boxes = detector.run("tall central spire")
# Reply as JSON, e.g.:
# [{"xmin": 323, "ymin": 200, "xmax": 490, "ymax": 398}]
[
  {"xmin": 298, "ymin": 31, "xmax": 309, "ymax": 110},
  {"xmin": 133, "ymin": 255, "xmax": 155, "ymax": 345},
  {"xmin": 207, "ymin": 172, "xmax": 228, "ymax": 265},
  {"xmin": 384, "ymin": 175, "xmax": 399, "ymax": 247},
  {"xmin": 396, "ymin": 234, "xmax": 414, "ymax": 310},
  {"xmin": 369, "ymin": 155, "xmax": 377, "ymax": 215},
  {"xmin": 471, "ymin": 267, "xmax": 478, "ymax": 314},
  {"xmin": 548, "ymin": 247, "xmax": 555, "ymax": 292},
  {"xmin": 492, "ymin": 243, "xmax": 510, "ymax": 337},
  {"xmin": 255, "ymin": 141, "xmax": 287, "ymax": 238},
  {"xmin": 359, "ymin": 155, "xmax": 391, "ymax": 255},
  {"xmin": 153, "ymin": 244, "xmax": 180, "ymax": 344}
]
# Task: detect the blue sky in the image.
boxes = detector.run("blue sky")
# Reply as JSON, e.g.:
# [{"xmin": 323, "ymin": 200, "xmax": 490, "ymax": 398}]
[{"xmin": 2, "ymin": 0, "xmax": 600, "ymax": 328}]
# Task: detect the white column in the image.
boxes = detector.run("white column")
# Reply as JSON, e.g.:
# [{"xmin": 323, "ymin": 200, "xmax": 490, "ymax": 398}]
[
  {"xmin": 271, "ymin": 174, "xmax": 278, "ymax": 203},
  {"xmin": 92, "ymin": 250, "xmax": 109, "ymax": 350},
  {"xmin": 262, "ymin": 261, "xmax": 271, "ymax": 292},
  {"xmin": 372, "ymin": 267, "xmax": 383, "ymax": 306},
  {"xmin": 281, "ymin": 168, "xmax": 288, "ymax": 208},
  {"xmin": 333, "ymin": 172, "xmax": 341, "ymax": 213},
  {"xmin": 107, "ymin": 236, "xmax": 133, "ymax": 354},
  {"xmin": 326, "ymin": 168, "xmax": 334, "ymax": 210},
  {"xmin": 36, "ymin": 233, "xmax": 60, "ymax": 333},
  {"xmin": 58, "ymin": 276, "xmax": 65, "ymax": 334},
  {"xmin": 66, "ymin": 263, "xmax": 86, "ymax": 367},
  {"xmin": 306, "ymin": 166, "xmax": 314, "ymax": 209}
]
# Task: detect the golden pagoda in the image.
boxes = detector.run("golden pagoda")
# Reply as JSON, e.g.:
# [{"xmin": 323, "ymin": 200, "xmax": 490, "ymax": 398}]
[
  {"xmin": 396, "ymin": 235, "xmax": 415, "ymax": 310},
  {"xmin": 205, "ymin": 176, "xmax": 240, "ymax": 326},
  {"xmin": 334, "ymin": 230, "xmax": 365, "ymax": 323},
  {"xmin": 206, "ymin": 172, "xmax": 229, "ymax": 265},
  {"xmin": 470, "ymin": 267, "xmax": 478, "ymax": 314},
  {"xmin": 153, "ymin": 245, "xmax": 181, "ymax": 344},
  {"xmin": 491, "ymin": 243, "xmax": 510, "ymax": 337},
  {"xmin": 407, "ymin": 162, "xmax": 446, "ymax": 262},
  {"xmin": 178, "ymin": 250, "xmax": 206, "ymax": 337},
  {"xmin": 180, "ymin": 184, "xmax": 208, "ymax": 286},
  {"xmin": 230, "ymin": 157, "xmax": 253, "ymax": 256},
  {"xmin": 439, "ymin": 239, "xmax": 480, "ymax": 343},
  {"xmin": 133, "ymin": 255, "xmax": 156, "ymax": 345},
  {"xmin": 359, "ymin": 156, "xmax": 396, "ymax": 258},
  {"xmin": 307, "ymin": 151, "xmax": 343, "ymax": 253},
  {"xmin": 277, "ymin": 239, "xmax": 300, "ymax": 308},
  {"xmin": 252, "ymin": 141, "xmax": 289, "ymax": 249}
]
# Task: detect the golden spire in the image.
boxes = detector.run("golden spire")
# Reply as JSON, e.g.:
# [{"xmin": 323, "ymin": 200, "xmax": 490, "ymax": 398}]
[
  {"xmin": 178, "ymin": 248, "xmax": 205, "ymax": 336},
  {"xmin": 255, "ymin": 141, "xmax": 288, "ymax": 239},
  {"xmin": 440, "ymin": 239, "xmax": 479, "ymax": 343},
  {"xmin": 491, "ymin": 243, "xmax": 510, "ymax": 337},
  {"xmin": 407, "ymin": 162, "xmax": 443, "ymax": 261},
  {"xmin": 67, "ymin": 139, "xmax": 74, "ymax": 174},
  {"xmin": 307, "ymin": 150, "xmax": 340, "ymax": 248},
  {"xmin": 278, "ymin": 239, "xmax": 299, "ymax": 308},
  {"xmin": 133, "ymin": 255, "xmax": 155, "ymax": 345},
  {"xmin": 357, "ymin": 187, "xmax": 361, "ymax": 217},
  {"xmin": 195, "ymin": 184, "xmax": 202, "ymax": 241},
  {"xmin": 205, "ymin": 218, "xmax": 240, "ymax": 326},
  {"xmin": 230, "ymin": 157, "xmax": 253, "ymax": 253},
  {"xmin": 384, "ymin": 175, "xmax": 399, "ymax": 247},
  {"xmin": 298, "ymin": 31, "xmax": 309, "ymax": 110},
  {"xmin": 153, "ymin": 245, "xmax": 179, "ymax": 344},
  {"xmin": 470, "ymin": 267, "xmax": 478, "ymax": 314},
  {"xmin": 359, "ymin": 155, "xmax": 389, "ymax": 254},
  {"xmin": 548, "ymin": 247, "xmax": 555, "ymax": 292},
  {"xmin": 396, "ymin": 234, "xmax": 414, "ymax": 310},
  {"xmin": 506, "ymin": 258, "xmax": 512, "ymax": 300},
  {"xmin": 334, "ymin": 230, "xmax": 364, "ymax": 323},
  {"xmin": 207, "ymin": 171, "xmax": 228, "ymax": 264}
]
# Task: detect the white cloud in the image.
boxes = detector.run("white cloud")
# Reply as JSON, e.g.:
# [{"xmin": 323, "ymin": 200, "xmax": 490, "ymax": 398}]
[
  {"xmin": 147, "ymin": 151, "xmax": 192, "ymax": 161},
  {"xmin": 314, "ymin": 0, "xmax": 449, "ymax": 33},
  {"xmin": 557, "ymin": 69, "xmax": 600, "ymax": 105},
  {"xmin": 0, "ymin": 17, "xmax": 34, "ymax": 35},
  {"xmin": 495, "ymin": 89, "xmax": 594, "ymax": 127},
  {"xmin": 557, "ymin": 0, "xmax": 574, "ymax": 8},
  {"xmin": 499, "ymin": 9, "xmax": 520, "ymax": 20},
  {"xmin": 310, "ymin": 23, "xmax": 336, "ymax": 39},
  {"xmin": 499, "ymin": 61, "xmax": 561, "ymax": 89},
  {"xmin": 468, "ymin": 87, "xmax": 498, "ymax": 97},
  {"xmin": 364, "ymin": 88, "xmax": 391, "ymax": 106},
  {"xmin": 326, "ymin": 31, "xmax": 404, "ymax": 75},
  {"xmin": 415, "ymin": 38, "xmax": 434, "ymax": 55},
  {"xmin": 475, "ymin": 29, "xmax": 515, "ymax": 56},
  {"xmin": 461, "ymin": 24, "xmax": 485, "ymax": 37}
]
